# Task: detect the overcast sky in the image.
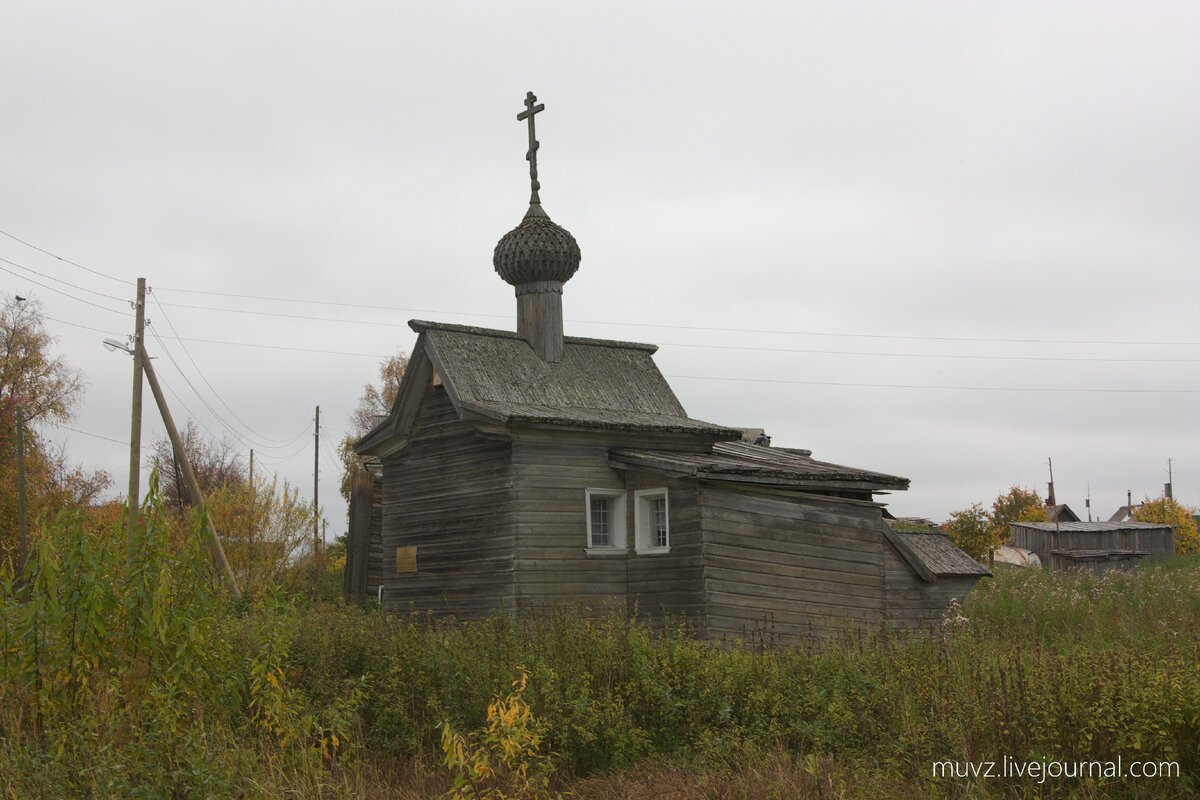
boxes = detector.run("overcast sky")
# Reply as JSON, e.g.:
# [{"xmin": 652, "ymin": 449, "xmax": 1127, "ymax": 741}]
[{"xmin": 2, "ymin": 1, "xmax": 1198, "ymax": 532}]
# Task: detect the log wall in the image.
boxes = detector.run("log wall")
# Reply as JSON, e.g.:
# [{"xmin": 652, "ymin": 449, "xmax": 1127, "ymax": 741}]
[
  {"xmin": 511, "ymin": 430, "xmax": 704, "ymax": 627},
  {"xmin": 699, "ymin": 485, "xmax": 887, "ymax": 644},
  {"xmin": 881, "ymin": 539, "xmax": 976, "ymax": 630},
  {"xmin": 377, "ymin": 385, "xmax": 514, "ymax": 618}
]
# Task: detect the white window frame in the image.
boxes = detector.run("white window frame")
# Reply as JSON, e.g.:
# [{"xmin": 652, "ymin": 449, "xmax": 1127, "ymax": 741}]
[
  {"xmin": 584, "ymin": 488, "xmax": 626, "ymax": 555},
  {"xmin": 634, "ymin": 488, "xmax": 670, "ymax": 554}
]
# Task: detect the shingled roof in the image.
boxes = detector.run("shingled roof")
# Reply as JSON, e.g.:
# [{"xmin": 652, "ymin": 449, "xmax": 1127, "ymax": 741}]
[
  {"xmin": 883, "ymin": 528, "xmax": 992, "ymax": 580},
  {"xmin": 609, "ymin": 441, "xmax": 910, "ymax": 491},
  {"xmin": 357, "ymin": 321, "xmax": 740, "ymax": 453},
  {"xmin": 1011, "ymin": 521, "xmax": 1169, "ymax": 533}
]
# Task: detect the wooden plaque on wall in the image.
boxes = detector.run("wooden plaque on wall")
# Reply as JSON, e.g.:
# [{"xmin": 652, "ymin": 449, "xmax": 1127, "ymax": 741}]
[{"xmin": 395, "ymin": 546, "xmax": 417, "ymax": 574}]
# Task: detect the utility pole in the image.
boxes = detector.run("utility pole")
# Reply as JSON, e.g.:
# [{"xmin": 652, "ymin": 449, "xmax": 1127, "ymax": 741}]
[
  {"xmin": 313, "ymin": 405, "xmax": 320, "ymax": 553},
  {"xmin": 142, "ymin": 351, "xmax": 240, "ymax": 599},
  {"xmin": 126, "ymin": 277, "xmax": 146, "ymax": 545},
  {"xmin": 1046, "ymin": 457, "xmax": 1056, "ymax": 506},
  {"xmin": 1165, "ymin": 458, "xmax": 1173, "ymax": 500},
  {"xmin": 16, "ymin": 406, "xmax": 28, "ymax": 576},
  {"xmin": 1048, "ymin": 458, "xmax": 1060, "ymax": 535}
]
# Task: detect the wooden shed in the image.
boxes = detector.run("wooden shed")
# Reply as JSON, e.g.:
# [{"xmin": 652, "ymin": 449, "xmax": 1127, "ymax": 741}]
[
  {"xmin": 1007, "ymin": 521, "xmax": 1175, "ymax": 572},
  {"xmin": 344, "ymin": 94, "xmax": 989, "ymax": 641}
]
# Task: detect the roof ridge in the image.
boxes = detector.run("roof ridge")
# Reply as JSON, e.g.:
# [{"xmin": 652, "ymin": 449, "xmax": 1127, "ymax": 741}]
[{"xmin": 409, "ymin": 319, "xmax": 659, "ymax": 352}]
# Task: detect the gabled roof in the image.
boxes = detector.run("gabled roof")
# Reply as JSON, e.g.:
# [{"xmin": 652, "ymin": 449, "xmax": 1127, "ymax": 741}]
[
  {"xmin": 1108, "ymin": 504, "xmax": 1140, "ymax": 522},
  {"xmin": 356, "ymin": 320, "xmax": 740, "ymax": 454},
  {"xmin": 609, "ymin": 441, "xmax": 909, "ymax": 492},
  {"xmin": 1045, "ymin": 504, "xmax": 1080, "ymax": 522}
]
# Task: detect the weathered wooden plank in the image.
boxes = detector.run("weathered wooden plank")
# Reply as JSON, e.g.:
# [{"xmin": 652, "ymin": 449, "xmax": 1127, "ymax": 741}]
[
  {"xmin": 706, "ymin": 606, "xmax": 881, "ymax": 632},
  {"xmin": 704, "ymin": 558, "xmax": 880, "ymax": 589},
  {"xmin": 705, "ymin": 541, "xmax": 881, "ymax": 577},
  {"xmin": 707, "ymin": 577, "xmax": 881, "ymax": 609},
  {"xmin": 703, "ymin": 506, "xmax": 881, "ymax": 545},
  {"xmin": 703, "ymin": 489, "xmax": 884, "ymax": 532},
  {"xmin": 705, "ymin": 531, "xmax": 882, "ymax": 569}
]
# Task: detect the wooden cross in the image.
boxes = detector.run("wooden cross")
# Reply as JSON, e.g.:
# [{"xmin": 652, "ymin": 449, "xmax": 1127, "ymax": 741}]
[{"xmin": 517, "ymin": 91, "xmax": 545, "ymax": 204}]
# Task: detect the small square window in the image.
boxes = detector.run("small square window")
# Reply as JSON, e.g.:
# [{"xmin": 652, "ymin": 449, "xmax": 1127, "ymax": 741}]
[
  {"xmin": 585, "ymin": 488, "xmax": 626, "ymax": 554},
  {"xmin": 634, "ymin": 488, "xmax": 670, "ymax": 553}
]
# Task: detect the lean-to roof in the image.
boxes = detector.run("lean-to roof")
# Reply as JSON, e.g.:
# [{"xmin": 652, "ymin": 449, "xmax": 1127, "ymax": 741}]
[
  {"xmin": 609, "ymin": 440, "xmax": 910, "ymax": 491},
  {"xmin": 887, "ymin": 530, "xmax": 992, "ymax": 579}
]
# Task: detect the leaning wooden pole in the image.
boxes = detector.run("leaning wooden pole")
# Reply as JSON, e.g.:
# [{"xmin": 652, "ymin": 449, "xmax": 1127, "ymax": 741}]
[{"xmin": 141, "ymin": 352, "xmax": 241, "ymax": 599}]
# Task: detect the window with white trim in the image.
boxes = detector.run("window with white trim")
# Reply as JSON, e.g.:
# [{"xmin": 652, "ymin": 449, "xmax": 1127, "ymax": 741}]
[
  {"xmin": 584, "ymin": 488, "xmax": 626, "ymax": 554},
  {"xmin": 634, "ymin": 488, "xmax": 670, "ymax": 553}
]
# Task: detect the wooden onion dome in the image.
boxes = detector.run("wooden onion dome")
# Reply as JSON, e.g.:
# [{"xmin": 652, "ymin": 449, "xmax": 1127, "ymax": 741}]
[{"xmin": 493, "ymin": 91, "xmax": 580, "ymax": 363}]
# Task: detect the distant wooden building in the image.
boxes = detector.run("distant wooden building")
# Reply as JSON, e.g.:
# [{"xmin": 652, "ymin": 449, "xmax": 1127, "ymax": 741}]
[
  {"xmin": 1007, "ymin": 521, "xmax": 1175, "ymax": 573},
  {"xmin": 1108, "ymin": 504, "xmax": 1141, "ymax": 523},
  {"xmin": 1045, "ymin": 504, "xmax": 1080, "ymax": 523},
  {"xmin": 344, "ymin": 93, "xmax": 988, "ymax": 642}
]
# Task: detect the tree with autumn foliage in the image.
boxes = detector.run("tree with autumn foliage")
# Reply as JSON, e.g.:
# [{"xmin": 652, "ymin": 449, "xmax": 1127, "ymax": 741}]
[
  {"xmin": 205, "ymin": 475, "xmax": 317, "ymax": 595},
  {"xmin": 338, "ymin": 350, "xmax": 408, "ymax": 507},
  {"xmin": 988, "ymin": 485, "xmax": 1048, "ymax": 543},
  {"xmin": 147, "ymin": 419, "xmax": 245, "ymax": 510},
  {"xmin": 0, "ymin": 297, "xmax": 110, "ymax": 561},
  {"xmin": 143, "ymin": 420, "xmax": 321, "ymax": 593},
  {"xmin": 941, "ymin": 503, "xmax": 992, "ymax": 562},
  {"xmin": 943, "ymin": 485, "xmax": 1047, "ymax": 563},
  {"xmin": 1133, "ymin": 496, "xmax": 1200, "ymax": 556}
]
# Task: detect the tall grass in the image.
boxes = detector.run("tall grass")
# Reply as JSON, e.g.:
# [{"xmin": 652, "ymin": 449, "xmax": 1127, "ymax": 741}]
[
  {"xmin": 284, "ymin": 572, "xmax": 1199, "ymax": 794},
  {"xmin": 2, "ymin": 490, "xmax": 1198, "ymax": 798},
  {"xmin": 0, "ymin": 482, "xmax": 364, "ymax": 798}
]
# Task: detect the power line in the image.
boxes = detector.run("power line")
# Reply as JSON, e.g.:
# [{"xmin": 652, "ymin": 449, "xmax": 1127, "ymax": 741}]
[
  {"xmin": 152, "ymin": 289, "xmax": 1200, "ymax": 347},
  {"xmin": 656, "ymin": 342, "xmax": 1200, "ymax": 364},
  {"xmin": 150, "ymin": 291, "xmax": 312, "ymax": 445},
  {"xmin": 156, "ymin": 301, "xmax": 425, "ymax": 328},
  {"xmin": 155, "ymin": 285, "xmax": 504, "ymax": 319},
  {"xmin": 0, "ymin": 262, "xmax": 132, "ymax": 316},
  {"xmin": 0, "ymin": 253, "xmax": 129, "ymax": 302},
  {"xmin": 251, "ymin": 435, "xmax": 316, "ymax": 465},
  {"xmin": 45, "ymin": 316, "xmax": 127, "ymax": 337},
  {"xmin": 666, "ymin": 374, "xmax": 1200, "ymax": 394},
  {"xmin": 148, "ymin": 327, "xmax": 311, "ymax": 452},
  {"xmin": 146, "ymin": 356, "xmax": 231, "ymax": 445},
  {"xmin": 157, "ymin": 335, "xmax": 384, "ymax": 359},
  {"xmin": 45, "ymin": 313, "xmax": 320, "ymax": 457},
  {"xmin": 0, "ymin": 228, "xmax": 130, "ymax": 284},
  {"xmin": 2, "ymin": 232, "xmax": 1191, "ymax": 347},
  {"xmin": 320, "ymin": 430, "xmax": 342, "ymax": 475},
  {"xmin": 42, "ymin": 311, "xmax": 1195, "ymax": 369},
  {"xmin": 44, "ymin": 315, "xmax": 384, "ymax": 358},
  {"xmin": 47, "ymin": 421, "xmax": 148, "ymax": 451}
]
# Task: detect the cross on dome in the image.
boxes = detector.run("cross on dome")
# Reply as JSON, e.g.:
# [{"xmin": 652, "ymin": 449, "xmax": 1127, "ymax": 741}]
[{"xmin": 517, "ymin": 91, "xmax": 545, "ymax": 204}]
